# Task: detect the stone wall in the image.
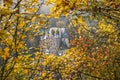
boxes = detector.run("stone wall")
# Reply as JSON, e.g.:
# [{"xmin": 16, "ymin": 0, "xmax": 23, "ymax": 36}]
[{"xmin": 40, "ymin": 37, "xmax": 61, "ymax": 55}]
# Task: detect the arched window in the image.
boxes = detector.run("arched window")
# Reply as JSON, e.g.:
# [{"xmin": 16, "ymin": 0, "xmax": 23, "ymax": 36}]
[
  {"xmin": 56, "ymin": 30, "xmax": 59, "ymax": 35},
  {"xmin": 51, "ymin": 29, "xmax": 55, "ymax": 36}
]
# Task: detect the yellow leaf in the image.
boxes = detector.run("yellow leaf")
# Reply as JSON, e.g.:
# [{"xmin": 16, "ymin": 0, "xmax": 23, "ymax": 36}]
[
  {"xmin": 2, "ymin": 47, "xmax": 10, "ymax": 60},
  {"xmin": 4, "ymin": 0, "xmax": 13, "ymax": 7},
  {"xmin": 4, "ymin": 47, "xmax": 10, "ymax": 52},
  {"xmin": 47, "ymin": 14, "xmax": 52, "ymax": 18},
  {"xmin": 2, "ymin": 55, "xmax": 7, "ymax": 60},
  {"xmin": 50, "ymin": 7, "xmax": 56, "ymax": 12},
  {"xmin": 54, "ymin": 13, "xmax": 60, "ymax": 18},
  {"xmin": 19, "ymin": 20, "xmax": 25, "ymax": 28},
  {"xmin": 0, "ymin": 6, "xmax": 12, "ymax": 15},
  {"xmin": 64, "ymin": 12, "xmax": 69, "ymax": 17},
  {"xmin": 26, "ymin": 8, "xmax": 37, "ymax": 13},
  {"xmin": 21, "ymin": 35, "xmax": 26, "ymax": 39},
  {"xmin": 42, "ymin": 71, "xmax": 46, "ymax": 77},
  {"xmin": 32, "ymin": 16, "xmax": 37, "ymax": 22}
]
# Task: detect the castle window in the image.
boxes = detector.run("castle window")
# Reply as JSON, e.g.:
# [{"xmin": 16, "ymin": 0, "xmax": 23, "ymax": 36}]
[
  {"xmin": 51, "ymin": 29, "xmax": 55, "ymax": 36},
  {"xmin": 56, "ymin": 30, "xmax": 59, "ymax": 35}
]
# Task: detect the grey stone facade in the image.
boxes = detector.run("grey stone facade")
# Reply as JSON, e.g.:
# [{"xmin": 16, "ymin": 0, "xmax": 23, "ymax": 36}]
[{"xmin": 40, "ymin": 27, "xmax": 69, "ymax": 55}]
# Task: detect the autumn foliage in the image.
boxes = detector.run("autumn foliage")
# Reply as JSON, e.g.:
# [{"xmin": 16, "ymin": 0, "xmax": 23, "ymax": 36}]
[{"xmin": 0, "ymin": 0, "xmax": 120, "ymax": 80}]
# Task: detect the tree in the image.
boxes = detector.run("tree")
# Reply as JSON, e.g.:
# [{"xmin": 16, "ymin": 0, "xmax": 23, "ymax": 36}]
[
  {"xmin": 0, "ymin": 0, "xmax": 49, "ymax": 80},
  {"xmin": 0, "ymin": 0, "xmax": 120, "ymax": 80},
  {"xmin": 46, "ymin": 0, "xmax": 120, "ymax": 79}
]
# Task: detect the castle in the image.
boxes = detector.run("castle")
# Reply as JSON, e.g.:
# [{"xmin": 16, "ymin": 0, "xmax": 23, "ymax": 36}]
[{"xmin": 40, "ymin": 27, "xmax": 69, "ymax": 56}]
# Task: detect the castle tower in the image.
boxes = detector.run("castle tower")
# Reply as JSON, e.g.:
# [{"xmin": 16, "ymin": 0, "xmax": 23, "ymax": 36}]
[{"xmin": 40, "ymin": 27, "xmax": 69, "ymax": 55}]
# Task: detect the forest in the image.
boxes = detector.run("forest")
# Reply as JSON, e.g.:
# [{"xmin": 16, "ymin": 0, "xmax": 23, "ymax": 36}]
[{"xmin": 0, "ymin": 0, "xmax": 120, "ymax": 80}]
